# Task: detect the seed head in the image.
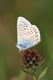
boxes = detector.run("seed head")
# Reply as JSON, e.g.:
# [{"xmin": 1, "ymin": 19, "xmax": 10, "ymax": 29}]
[{"xmin": 22, "ymin": 48, "xmax": 42, "ymax": 70}]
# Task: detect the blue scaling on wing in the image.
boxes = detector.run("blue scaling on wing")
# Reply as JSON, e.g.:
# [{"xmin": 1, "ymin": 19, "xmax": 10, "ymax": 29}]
[{"xmin": 16, "ymin": 39, "xmax": 34, "ymax": 51}]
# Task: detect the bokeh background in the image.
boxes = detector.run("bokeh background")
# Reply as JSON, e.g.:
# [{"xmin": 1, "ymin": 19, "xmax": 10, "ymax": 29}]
[{"xmin": 0, "ymin": 0, "xmax": 53, "ymax": 80}]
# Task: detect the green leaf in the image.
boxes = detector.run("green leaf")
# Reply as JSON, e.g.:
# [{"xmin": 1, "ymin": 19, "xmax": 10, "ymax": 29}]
[
  {"xmin": 38, "ymin": 62, "xmax": 50, "ymax": 80},
  {"xmin": 21, "ymin": 66, "xmax": 34, "ymax": 75},
  {"xmin": 38, "ymin": 59, "xmax": 45, "ymax": 68}
]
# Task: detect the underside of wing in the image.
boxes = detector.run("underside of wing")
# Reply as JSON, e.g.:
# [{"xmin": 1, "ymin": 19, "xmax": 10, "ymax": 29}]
[
  {"xmin": 17, "ymin": 17, "xmax": 31, "ymax": 42},
  {"xmin": 16, "ymin": 17, "xmax": 41, "ymax": 50},
  {"xmin": 31, "ymin": 25, "xmax": 41, "ymax": 45}
]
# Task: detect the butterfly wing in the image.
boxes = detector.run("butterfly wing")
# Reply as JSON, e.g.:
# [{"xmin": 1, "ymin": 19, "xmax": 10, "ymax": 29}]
[
  {"xmin": 16, "ymin": 17, "xmax": 41, "ymax": 51},
  {"xmin": 29, "ymin": 25, "xmax": 41, "ymax": 46},
  {"xmin": 16, "ymin": 17, "xmax": 31, "ymax": 50}
]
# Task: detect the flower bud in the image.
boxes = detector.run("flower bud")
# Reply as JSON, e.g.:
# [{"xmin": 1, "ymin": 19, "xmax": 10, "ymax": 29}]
[{"xmin": 22, "ymin": 48, "xmax": 42, "ymax": 70}]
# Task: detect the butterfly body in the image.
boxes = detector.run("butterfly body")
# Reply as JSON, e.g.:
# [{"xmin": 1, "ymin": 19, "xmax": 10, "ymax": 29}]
[{"xmin": 16, "ymin": 17, "xmax": 41, "ymax": 51}]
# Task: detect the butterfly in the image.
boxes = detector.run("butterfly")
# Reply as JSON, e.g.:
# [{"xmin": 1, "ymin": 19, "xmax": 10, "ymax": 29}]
[{"xmin": 16, "ymin": 17, "xmax": 41, "ymax": 51}]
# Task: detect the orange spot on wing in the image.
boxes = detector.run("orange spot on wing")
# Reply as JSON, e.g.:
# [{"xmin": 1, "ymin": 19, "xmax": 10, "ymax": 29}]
[
  {"xmin": 35, "ymin": 32, "xmax": 38, "ymax": 34},
  {"xmin": 35, "ymin": 35, "xmax": 38, "ymax": 37}
]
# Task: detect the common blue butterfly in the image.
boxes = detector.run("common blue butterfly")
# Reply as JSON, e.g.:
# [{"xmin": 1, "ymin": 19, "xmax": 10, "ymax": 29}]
[{"xmin": 16, "ymin": 17, "xmax": 41, "ymax": 51}]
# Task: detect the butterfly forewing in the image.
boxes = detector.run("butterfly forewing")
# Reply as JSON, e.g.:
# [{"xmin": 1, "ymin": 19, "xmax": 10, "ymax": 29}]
[{"xmin": 17, "ymin": 17, "xmax": 31, "ymax": 42}]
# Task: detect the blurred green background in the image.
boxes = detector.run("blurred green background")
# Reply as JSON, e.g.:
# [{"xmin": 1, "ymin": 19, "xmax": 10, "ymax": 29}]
[{"xmin": 0, "ymin": 0, "xmax": 53, "ymax": 80}]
